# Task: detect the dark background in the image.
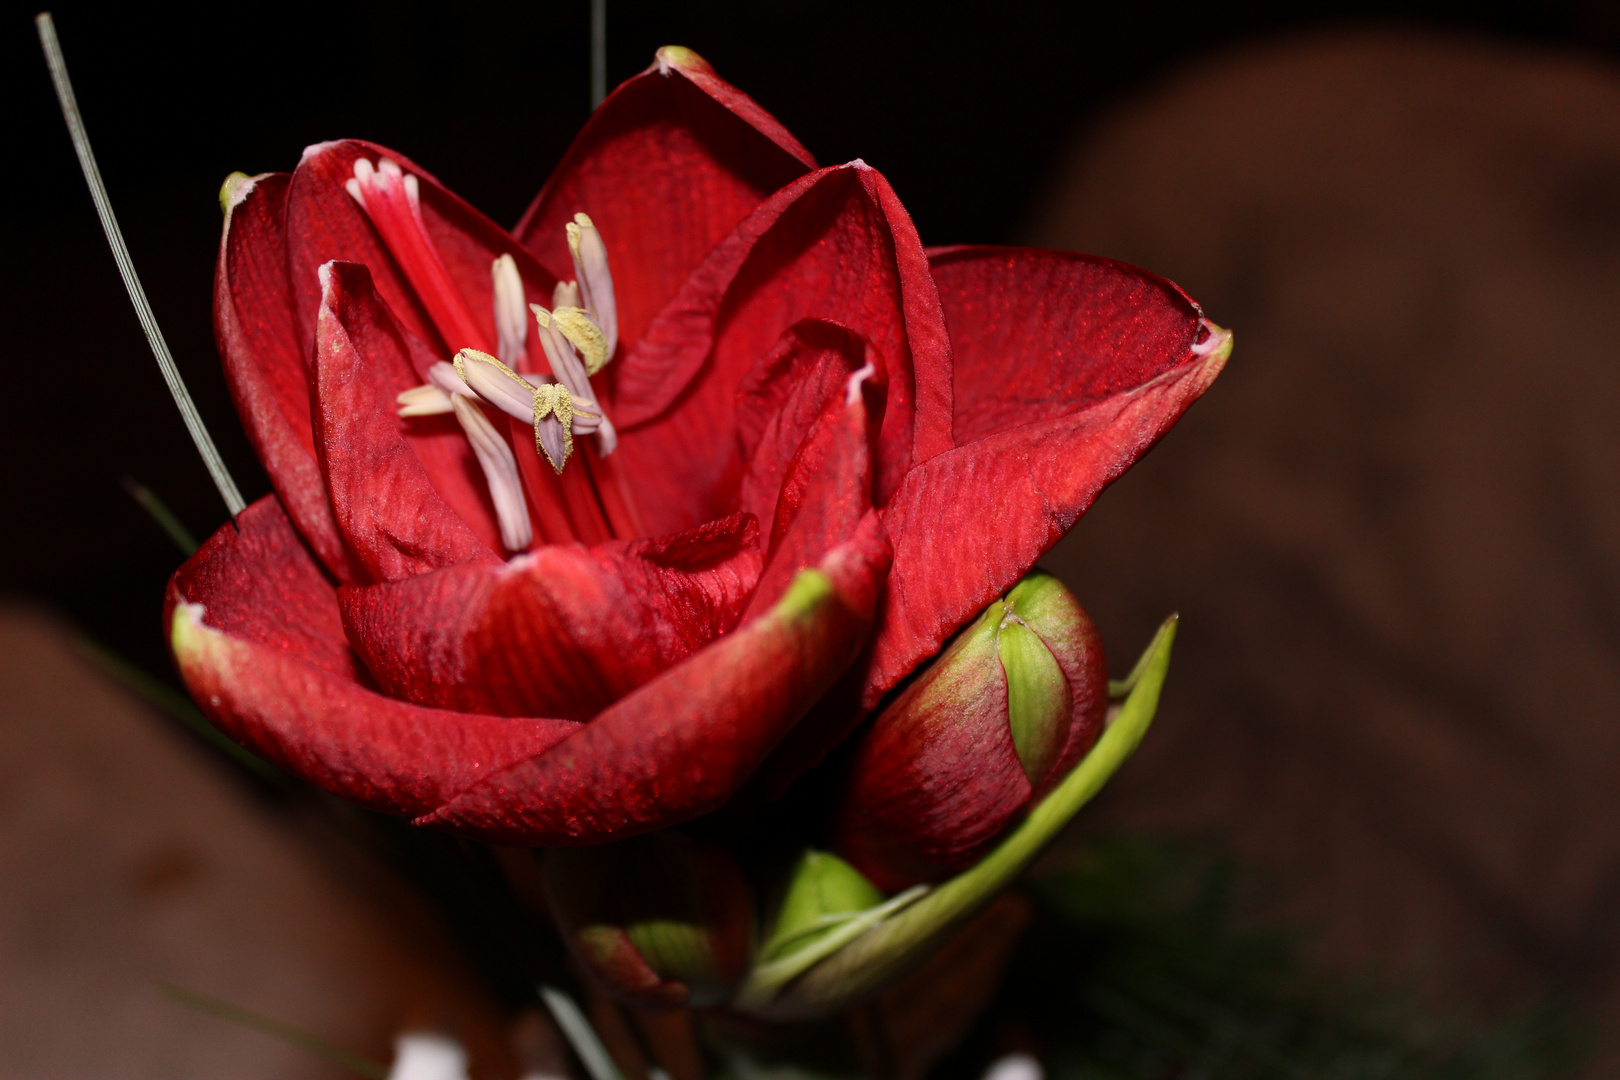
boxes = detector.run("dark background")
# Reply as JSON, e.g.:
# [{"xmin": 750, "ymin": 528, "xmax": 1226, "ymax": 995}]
[
  {"xmin": 3, "ymin": 0, "xmax": 1617, "ymax": 677},
  {"xmin": 6, "ymin": 4, "xmax": 1620, "ymax": 1075}
]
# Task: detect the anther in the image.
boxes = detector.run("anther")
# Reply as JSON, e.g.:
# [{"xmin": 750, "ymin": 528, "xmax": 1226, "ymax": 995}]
[
  {"xmin": 491, "ymin": 254, "xmax": 528, "ymax": 368},
  {"xmin": 531, "ymin": 306, "xmax": 617, "ymax": 455},
  {"xmin": 454, "ymin": 348, "xmax": 601, "ymax": 474},
  {"xmin": 396, "ymin": 361, "xmax": 475, "ymax": 417},
  {"xmin": 550, "ymin": 307, "xmax": 609, "ymax": 376},
  {"xmin": 564, "ymin": 213, "xmax": 618, "ymax": 359},
  {"xmin": 532, "ymin": 383, "xmax": 577, "ymax": 473},
  {"xmin": 454, "ymin": 349, "xmax": 543, "ymax": 424}
]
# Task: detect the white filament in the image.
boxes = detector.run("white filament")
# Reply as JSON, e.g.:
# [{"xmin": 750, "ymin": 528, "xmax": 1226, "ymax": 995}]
[{"xmin": 451, "ymin": 395, "xmax": 533, "ymax": 552}]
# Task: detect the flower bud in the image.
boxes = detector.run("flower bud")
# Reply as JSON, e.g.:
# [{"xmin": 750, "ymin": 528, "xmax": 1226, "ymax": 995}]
[
  {"xmin": 757, "ymin": 848, "xmax": 884, "ymax": 965},
  {"xmin": 834, "ymin": 571, "xmax": 1107, "ymax": 890},
  {"xmin": 544, "ymin": 832, "xmax": 754, "ymax": 1011},
  {"xmin": 739, "ymin": 615, "xmax": 1176, "ymax": 1021}
]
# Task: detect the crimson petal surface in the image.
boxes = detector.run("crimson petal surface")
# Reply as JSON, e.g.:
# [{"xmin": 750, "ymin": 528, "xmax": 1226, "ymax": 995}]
[{"xmin": 166, "ymin": 497, "xmax": 579, "ymax": 817}]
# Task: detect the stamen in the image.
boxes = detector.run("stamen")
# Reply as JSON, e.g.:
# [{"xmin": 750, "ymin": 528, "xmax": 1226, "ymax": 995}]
[
  {"xmin": 532, "ymin": 384, "xmax": 577, "ymax": 473},
  {"xmin": 532, "ymin": 305, "xmax": 618, "ymax": 455},
  {"xmin": 564, "ymin": 213, "xmax": 618, "ymax": 359},
  {"xmin": 550, "ymin": 307, "xmax": 609, "ymax": 376},
  {"xmin": 492, "ymin": 254, "xmax": 529, "ymax": 368},
  {"xmin": 396, "ymin": 361, "xmax": 476, "ymax": 417},
  {"xmin": 455, "ymin": 348, "xmax": 600, "ymax": 475},
  {"xmin": 454, "ymin": 349, "xmax": 542, "ymax": 423},
  {"xmin": 450, "ymin": 394, "xmax": 533, "ymax": 552},
  {"xmin": 553, "ymin": 279, "xmax": 582, "ymax": 310}
]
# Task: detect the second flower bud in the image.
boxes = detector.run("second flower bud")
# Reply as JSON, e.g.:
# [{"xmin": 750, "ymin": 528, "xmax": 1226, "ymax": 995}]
[{"xmin": 833, "ymin": 571, "xmax": 1107, "ymax": 890}]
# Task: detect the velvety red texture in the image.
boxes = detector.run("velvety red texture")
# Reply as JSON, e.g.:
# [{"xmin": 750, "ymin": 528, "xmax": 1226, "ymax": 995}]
[
  {"xmin": 216, "ymin": 174, "xmax": 354, "ymax": 582},
  {"xmin": 178, "ymin": 52, "xmax": 1225, "ymax": 848},
  {"xmin": 608, "ymin": 163, "xmax": 952, "ymax": 535},
  {"xmin": 337, "ymin": 514, "xmax": 763, "ymax": 720},
  {"xmin": 516, "ymin": 48, "xmax": 814, "ymax": 363},
  {"xmin": 418, "ymin": 517, "xmax": 893, "ymax": 844},
  {"xmin": 166, "ymin": 497, "xmax": 580, "ymax": 817}
]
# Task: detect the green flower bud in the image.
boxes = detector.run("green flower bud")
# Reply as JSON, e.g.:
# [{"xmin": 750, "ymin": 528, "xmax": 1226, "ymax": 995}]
[
  {"xmin": 757, "ymin": 849, "xmax": 884, "ymax": 965},
  {"xmin": 544, "ymin": 832, "xmax": 754, "ymax": 1011},
  {"xmin": 736, "ymin": 615, "xmax": 1177, "ymax": 1021}
]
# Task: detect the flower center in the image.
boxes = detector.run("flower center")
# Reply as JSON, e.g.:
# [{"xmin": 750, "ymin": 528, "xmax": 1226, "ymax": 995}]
[{"xmin": 344, "ymin": 156, "xmax": 635, "ymax": 551}]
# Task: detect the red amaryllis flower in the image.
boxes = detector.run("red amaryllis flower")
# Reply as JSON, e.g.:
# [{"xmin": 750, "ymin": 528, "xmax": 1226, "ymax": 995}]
[{"xmin": 165, "ymin": 47, "xmax": 1227, "ymax": 846}]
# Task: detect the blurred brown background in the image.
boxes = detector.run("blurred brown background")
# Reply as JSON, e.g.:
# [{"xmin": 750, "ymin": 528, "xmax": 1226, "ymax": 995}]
[
  {"xmin": 1042, "ymin": 23, "xmax": 1620, "ymax": 1030},
  {"xmin": 4, "ymin": 1, "xmax": 1620, "ymax": 1076}
]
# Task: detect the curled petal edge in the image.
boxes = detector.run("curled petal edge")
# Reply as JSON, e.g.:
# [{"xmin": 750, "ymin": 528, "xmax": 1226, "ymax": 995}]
[{"xmin": 416, "ymin": 512, "xmax": 893, "ymax": 845}]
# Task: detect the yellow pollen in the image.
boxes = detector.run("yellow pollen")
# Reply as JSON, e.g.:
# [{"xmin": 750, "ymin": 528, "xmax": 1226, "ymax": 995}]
[
  {"xmin": 453, "ymin": 347, "xmax": 534, "ymax": 391},
  {"xmin": 533, "ymin": 383, "xmax": 575, "ymax": 472},
  {"xmin": 551, "ymin": 307, "xmax": 609, "ymax": 375}
]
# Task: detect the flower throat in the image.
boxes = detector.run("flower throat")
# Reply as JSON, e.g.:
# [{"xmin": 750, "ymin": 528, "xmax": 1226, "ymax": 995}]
[{"xmin": 345, "ymin": 155, "xmax": 638, "ymax": 552}]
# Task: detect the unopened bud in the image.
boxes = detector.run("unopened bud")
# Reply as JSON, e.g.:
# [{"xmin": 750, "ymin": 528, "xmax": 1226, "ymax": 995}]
[
  {"xmin": 737, "ymin": 615, "xmax": 1177, "ymax": 1021},
  {"xmin": 758, "ymin": 849, "xmax": 884, "ymax": 965},
  {"xmin": 834, "ymin": 571, "xmax": 1107, "ymax": 890},
  {"xmin": 544, "ymin": 832, "xmax": 754, "ymax": 1011}
]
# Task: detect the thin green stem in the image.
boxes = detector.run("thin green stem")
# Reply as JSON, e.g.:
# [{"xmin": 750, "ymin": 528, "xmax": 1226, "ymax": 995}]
[
  {"xmin": 36, "ymin": 13, "xmax": 246, "ymax": 519},
  {"xmin": 122, "ymin": 477, "xmax": 199, "ymax": 555}
]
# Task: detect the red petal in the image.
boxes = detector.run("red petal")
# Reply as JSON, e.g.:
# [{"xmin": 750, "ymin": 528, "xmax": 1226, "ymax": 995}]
[
  {"xmin": 734, "ymin": 319, "xmax": 881, "ymax": 530},
  {"xmin": 612, "ymin": 164, "xmax": 952, "ymax": 534},
  {"xmin": 930, "ymin": 245, "xmax": 1206, "ymax": 444},
  {"xmin": 416, "ymin": 514, "xmax": 892, "ymax": 845},
  {"xmin": 287, "ymin": 139, "xmax": 560, "ymax": 361},
  {"xmin": 744, "ymin": 351, "xmax": 880, "ymax": 619},
  {"xmin": 166, "ymin": 497, "xmax": 579, "ymax": 816},
  {"xmin": 869, "ymin": 348, "xmax": 1227, "ymax": 707},
  {"xmin": 312, "ymin": 261, "xmax": 502, "ymax": 579},
  {"xmin": 216, "ymin": 173, "xmax": 356, "ymax": 582},
  {"xmin": 514, "ymin": 48, "xmax": 814, "ymax": 361},
  {"xmin": 338, "ymin": 514, "xmax": 763, "ymax": 721}
]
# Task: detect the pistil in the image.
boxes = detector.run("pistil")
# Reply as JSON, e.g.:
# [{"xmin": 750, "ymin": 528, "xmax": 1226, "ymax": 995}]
[{"xmin": 346, "ymin": 159, "xmax": 488, "ymax": 354}]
